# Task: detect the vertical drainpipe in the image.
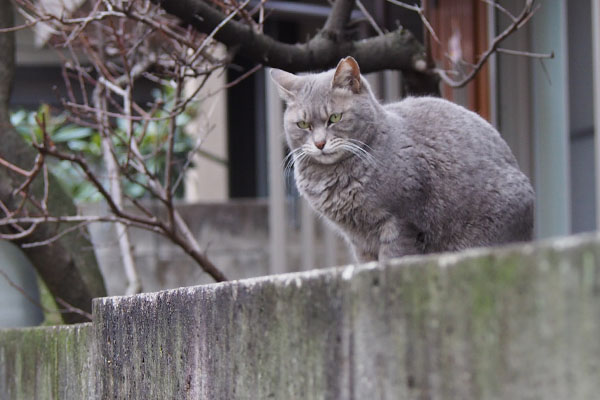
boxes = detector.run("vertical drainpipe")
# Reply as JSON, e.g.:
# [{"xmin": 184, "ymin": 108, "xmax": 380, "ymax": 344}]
[{"xmin": 531, "ymin": 0, "xmax": 571, "ymax": 238}]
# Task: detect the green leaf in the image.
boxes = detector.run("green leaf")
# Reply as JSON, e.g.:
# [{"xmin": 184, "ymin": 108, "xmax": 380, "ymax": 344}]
[
  {"xmin": 10, "ymin": 86, "xmax": 199, "ymax": 202},
  {"xmin": 10, "ymin": 110, "xmax": 27, "ymax": 126},
  {"xmin": 66, "ymin": 139, "xmax": 90, "ymax": 152},
  {"xmin": 74, "ymin": 183, "xmax": 102, "ymax": 203},
  {"xmin": 52, "ymin": 126, "xmax": 93, "ymax": 142}
]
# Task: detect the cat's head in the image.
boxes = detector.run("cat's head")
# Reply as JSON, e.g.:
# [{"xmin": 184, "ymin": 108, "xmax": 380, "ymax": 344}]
[{"xmin": 270, "ymin": 57, "xmax": 378, "ymax": 165}]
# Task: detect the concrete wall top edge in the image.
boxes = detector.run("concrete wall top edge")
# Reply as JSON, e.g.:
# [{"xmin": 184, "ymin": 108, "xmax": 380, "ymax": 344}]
[
  {"xmin": 0, "ymin": 321, "xmax": 92, "ymax": 335},
  {"xmin": 92, "ymin": 231, "xmax": 600, "ymax": 308}
]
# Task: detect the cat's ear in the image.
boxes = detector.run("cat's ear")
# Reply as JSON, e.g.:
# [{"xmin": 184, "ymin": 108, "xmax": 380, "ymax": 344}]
[
  {"xmin": 332, "ymin": 56, "xmax": 361, "ymax": 94},
  {"xmin": 270, "ymin": 68, "xmax": 300, "ymax": 102}
]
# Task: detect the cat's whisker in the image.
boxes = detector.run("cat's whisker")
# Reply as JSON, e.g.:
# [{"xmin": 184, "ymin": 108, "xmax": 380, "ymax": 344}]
[
  {"xmin": 344, "ymin": 139, "xmax": 377, "ymax": 157},
  {"xmin": 329, "ymin": 140, "xmax": 359, "ymax": 158},
  {"xmin": 282, "ymin": 148, "xmax": 307, "ymax": 176},
  {"xmin": 290, "ymin": 153, "xmax": 308, "ymax": 172},
  {"xmin": 338, "ymin": 141, "xmax": 378, "ymax": 166},
  {"xmin": 282, "ymin": 148, "xmax": 303, "ymax": 168},
  {"xmin": 338, "ymin": 144, "xmax": 375, "ymax": 166},
  {"xmin": 294, "ymin": 152, "xmax": 310, "ymax": 171},
  {"xmin": 282, "ymin": 152, "xmax": 294, "ymax": 169},
  {"xmin": 339, "ymin": 139, "xmax": 378, "ymax": 163},
  {"xmin": 283, "ymin": 158, "xmax": 294, "ymax": 176},
  {"xmin": 346, "ymin": 138, "xmax": 376, "ymax": 154},
  {"xmin": 284, "ymin": 152, "xmax": 299, "ymax": 172}
]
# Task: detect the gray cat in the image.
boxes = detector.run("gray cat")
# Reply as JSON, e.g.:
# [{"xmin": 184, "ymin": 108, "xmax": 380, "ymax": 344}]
[{"xmin": 270, "ymin": 57, "xmax": 534, "ymax": 262}]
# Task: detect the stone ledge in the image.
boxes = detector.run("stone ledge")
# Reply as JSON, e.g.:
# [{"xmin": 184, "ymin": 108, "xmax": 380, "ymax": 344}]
[
  {"xmin": 93, "ymin": 233, "xmax": 600, "ymax": 399},
  {"xmin": 3, "ymin": 233, "xmax": 600, "ymax": 399}
]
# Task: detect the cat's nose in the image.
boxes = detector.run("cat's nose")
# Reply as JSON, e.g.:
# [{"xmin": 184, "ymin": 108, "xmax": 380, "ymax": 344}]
[{"xmin": 314, "ymin": 140, "xmax": 326, "ymax": 150}]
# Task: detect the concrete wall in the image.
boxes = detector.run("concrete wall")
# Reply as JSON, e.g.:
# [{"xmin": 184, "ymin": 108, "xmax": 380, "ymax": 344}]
[
  {"xmin": 2, "ymin": 233, "xmax": 600, "ymax": 399},
  {"xmin": 0, "ymin": 324, "xmax": 95, "ymax": 399}
]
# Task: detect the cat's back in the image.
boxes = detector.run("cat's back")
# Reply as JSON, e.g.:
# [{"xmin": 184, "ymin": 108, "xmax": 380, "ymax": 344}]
[
  {"xmin": 382, "ymin": 96, "xmax": 533, "ymax": 248},
  {"xmin": 385, "ymin": 96, "xmax": 488, "ymax": 130},
  {"xmin": 384, "ymin": 96, "xmax": 518, "ymax": 168}
]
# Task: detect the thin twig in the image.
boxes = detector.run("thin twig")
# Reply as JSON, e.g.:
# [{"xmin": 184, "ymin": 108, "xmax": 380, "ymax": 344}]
[
  {"xmin": 164, "ymin": 67, "xmax": 182, "ymax": 232},
  {"xmin": 257, "ymin": 0, "xmax": 266, "ymax": 33},
  {"xmin": 0, "ymin": 16, "xmax": 52, "ymax": 32},
  {"xmin": 386, "ymin": 0, "xmax": 441, "ymax": 45},
  {"xmin": 54, "ymin": 297, "xmax": 93, "ymax": 320},
  {"xmin": 356, "ymin": 0, "xmax": 385, "ymax": 36},
  {"xmin": 481, "ymin": 0, "xmax": 517, "ymax": 21},
  {"xmin": 0, "ymin": 223, "xmax": 39, "ymax": 240},
  {"xmin": 496, "ymin": 47, "xmax": 554, "ymax": 58},
  {"xmin": 0, "ymin": 156, "xmax": 31, "ymax": 177},
  {"xmin": 0, "ymin": 214, "xmax": 159, "ymax": 231},
  {"xmin": 41, "ymin": 164, "xmax": 49, "ymax": 211},
  {"xmin": 171, "ymin": 123, "xmax": 214, "ymax": 196},
  {"xmin": 20, "ymin": 221, "xmax": 90, "ymax": 248},
  {"xmin": 210, "ymin": 63, "xmax": 262, "ymax": 96},
  {"xmin": 12, "ymin": 154, "xmax": 44, "ymax": 197},
  {"xmin": 190, "ymin": 0, "xmax": 251, "ymax": 63}
]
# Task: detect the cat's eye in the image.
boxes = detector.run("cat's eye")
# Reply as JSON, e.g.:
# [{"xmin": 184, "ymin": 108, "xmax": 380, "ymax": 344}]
[
  {"xmin": 297, "ymin": 121, "xmax": 311, "ymax": 129},
  {"xmin": 328, "ymin": 113, "xmax": 342, "ymax": 124}
]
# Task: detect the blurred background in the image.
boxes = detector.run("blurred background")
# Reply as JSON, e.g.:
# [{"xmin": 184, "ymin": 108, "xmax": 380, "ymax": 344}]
[{"xmin": 1, "ymin": 0, "xmax": 595, "ymax": 325}]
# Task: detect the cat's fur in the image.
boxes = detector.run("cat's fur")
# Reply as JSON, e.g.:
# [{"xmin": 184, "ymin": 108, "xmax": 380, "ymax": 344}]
[{"xmin": 271, "ymin": 57, "xmax": 534, "ymax": 262}]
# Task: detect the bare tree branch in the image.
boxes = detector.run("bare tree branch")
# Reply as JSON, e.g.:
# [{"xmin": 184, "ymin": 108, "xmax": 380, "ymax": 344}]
[
  {"xmin": 321, "ymin": 0, "xmax": 356, "ymax": 38},
  {"xmin": 0, "ymin": 214, "xmax": 160, "ymax": 231},
  {"xmin": 95, "ymin": 84, "xmax": 142, "ymax": 294},
  {"xmin": 154, "ymin": 0, "xmax": 431, "ymax": 79},
  {"xmin": 12, "ymin": 154, "xmax": 44, "ymax": 196},
  {"xmin": 0, "ymin": 222, "xmax": 38, "ymax": 240},
  {"xmin": 0, "ymin": 155, "xmax": 31, "ymax": 176},
  {"xmin": 0, "ymin": 0, "xmax": 107, "ymax": 324}
]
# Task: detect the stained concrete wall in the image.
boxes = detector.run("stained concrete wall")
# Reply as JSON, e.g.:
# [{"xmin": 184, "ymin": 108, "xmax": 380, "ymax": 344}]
[
  {"xmin": 2, "ymin": 233, "xmax": 600, "ymax": 399},
  {"xmin": 0, "ymin": 324, "xmax": 95, "ymax": 399}
]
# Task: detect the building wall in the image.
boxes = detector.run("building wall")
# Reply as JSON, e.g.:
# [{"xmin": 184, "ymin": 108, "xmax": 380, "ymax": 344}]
[
  {"xmin": 81, "ymin": 200, "xmax": 352, "ymax": 296},
  {"xmin": 183, "ymin": 48, "xmax": 229, "ymax": 202}
]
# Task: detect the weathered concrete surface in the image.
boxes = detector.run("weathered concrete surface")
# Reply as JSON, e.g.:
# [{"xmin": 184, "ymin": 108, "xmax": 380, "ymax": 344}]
[
  {"xmin": 2, "ymin": 234, "xmax": 600, "ymax": 399},
  {"xmin": 93, "ymin": 234, "xmax": 600, "ymax": 399},
  {"xmin": 0, "ymin": 323, "xmax": 95, "ymax": 399}
]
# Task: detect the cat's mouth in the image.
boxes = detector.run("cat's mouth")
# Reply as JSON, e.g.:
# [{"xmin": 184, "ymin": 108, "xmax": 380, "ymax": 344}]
[{"xmin": 308, "ymin": 149, "xmax": 347, "ymax": 164}]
